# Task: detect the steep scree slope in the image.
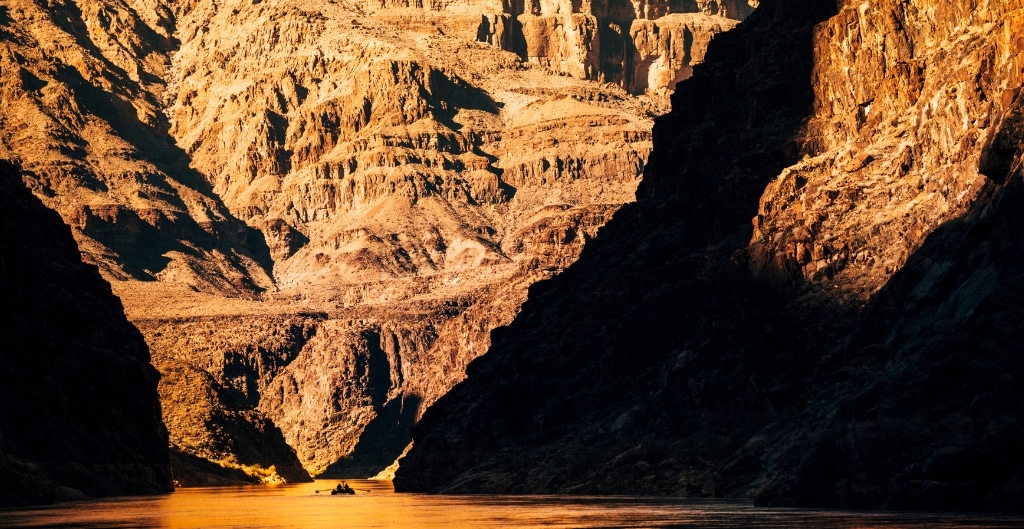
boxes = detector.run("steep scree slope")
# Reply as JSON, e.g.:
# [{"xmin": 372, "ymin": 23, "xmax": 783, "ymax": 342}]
[
  {"xmin": 0, "ymin": 161, "xmax": 172, "ymax": 507},
  {"xmin": 395, "ymin": 0, "xmax": 1024, "ymax": 511}
]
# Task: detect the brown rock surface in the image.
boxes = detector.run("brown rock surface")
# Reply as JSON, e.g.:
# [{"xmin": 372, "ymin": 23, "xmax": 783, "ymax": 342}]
[
  {"xmin": 396, "ymin": 0, "xmax": 1024, "ymax": 511},
  {"xmin": 1, "ymin": 0, "xmax": 737, "ymax": 481},
  {"xmin": 748, "ymin": 0, "xmax": 1024, "ymax": 301},
  {"xmin": 628, "ymin": 14, "xmax": 737, "ymax": 97}
]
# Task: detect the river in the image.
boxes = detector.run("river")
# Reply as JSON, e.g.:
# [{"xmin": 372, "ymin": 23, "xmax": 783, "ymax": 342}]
[{"xmin": 2, "ymin": 480, "xmax": 1023, "ymax": 528}]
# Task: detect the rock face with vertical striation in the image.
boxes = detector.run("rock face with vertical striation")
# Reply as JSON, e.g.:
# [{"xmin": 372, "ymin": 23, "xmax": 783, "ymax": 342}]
[
  {"xmin": 396, "ymin": 0, "xmax": 1024, "ymax": 511},
  {"xmin": 0, "ymin": 0, "xmax": 744, "ymax": 482},
  {"xmin": 627, "ymin": 14, "xmax": 736, "ymax": 97},
  {"xmin": 345, "ymin": 0, "xmax": 744, "ymax": 100},
  {"xmin": 0, "ymin": 161, "xmax": 172, "ymax": 507}
]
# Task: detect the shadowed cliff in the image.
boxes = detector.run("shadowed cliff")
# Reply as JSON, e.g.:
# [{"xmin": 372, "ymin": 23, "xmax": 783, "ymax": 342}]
[
  {"xmin": 0, "ymin": 0, "xmax": 683, "ymax": 480},
  {"xmin": 0, "ymin": 160, "xmax": 173, "ymax": 507},
  {"xmin": 395, "ymin": 0, "xmax": 1024, "ymax": 511}
]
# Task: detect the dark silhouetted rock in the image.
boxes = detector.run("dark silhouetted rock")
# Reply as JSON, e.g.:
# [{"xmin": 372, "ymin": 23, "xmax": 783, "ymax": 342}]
[
  {"xmin": 395, "ymin": 0, "xmax": 1024, "ymax": 512},
  {"xmin": 0, "ymin": 160, "xmax": 173, "ymax": 507}
]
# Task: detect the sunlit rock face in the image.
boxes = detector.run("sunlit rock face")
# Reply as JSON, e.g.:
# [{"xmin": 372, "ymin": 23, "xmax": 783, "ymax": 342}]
[
  {"xmin": 339, "ymin": 0, "xmax": 745, "ymax": 98},
  {"xmin": 0, "ymin": 161, "xmax": 172, "ymax": 507},
  {"xmin": 396, "ymin": 0, "xmax": 1024, "ymax": 511},
  {"xmin": 0, "ymin": 0, "xmax": 743, "ymax": 482},
  {"xmin": 505, "ymin": 1, "xmax": 743, "ymax": 97}
]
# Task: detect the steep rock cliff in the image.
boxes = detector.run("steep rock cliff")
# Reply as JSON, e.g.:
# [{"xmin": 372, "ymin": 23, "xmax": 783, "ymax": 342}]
[
  {"xmin": 141, "ymin": 314, "xmax": 313, "ymax": 485},
  {"xmin": 1, "ymin": 0, "xmax": 731, "ymax": 482},
  {"xmin": 0, "ymin": 0, "xmax": 274, "ymax": 295},
  {"xmin": 0, "ymin": 161, "xmax": 172, "ymax": 506},
  {"xmin": 146, "ymin": 0, "xmax": 652, "ymax": 472},
  {"xmin": 396, "ymin": 0, "xmax": 1024, "ymax": 511},
  {"xmin": 370, "ymin": 0, "xmax": 747, "ymax": 99}
]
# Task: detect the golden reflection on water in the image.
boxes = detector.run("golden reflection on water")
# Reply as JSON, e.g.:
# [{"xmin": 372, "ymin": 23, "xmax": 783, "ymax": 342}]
[{"xmin": 2, "ymin": 480, "xmax": 1023, "ymax": 528}]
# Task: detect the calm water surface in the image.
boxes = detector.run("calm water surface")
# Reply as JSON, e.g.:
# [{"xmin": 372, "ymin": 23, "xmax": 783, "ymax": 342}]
[{"xmin": 2, "ymin": 480, "xmax": 1023, "ymax": 528}]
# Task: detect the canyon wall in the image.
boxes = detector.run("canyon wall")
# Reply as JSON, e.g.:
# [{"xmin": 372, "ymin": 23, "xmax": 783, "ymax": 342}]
[
  {"xmin": 364, "ymin": 0, "xmax": 746, "ymax": 98},
  {"xmin": 148, "ymin": 0, "xmax": 655, "ymax": 480},
  {"xmin": 395, "ymin": 0, "xmax": 1024, "ymax": 511},
  {"xmin": 0, "ymin": 161, "xmax": 172, "ymax": 507},
  {"xmin": 0, "ymin": 0, "xmax": 274, "ymax": 295},
  {"xmin": 1, "ymin": 0, "xmax": 740, "ymax": 482}
]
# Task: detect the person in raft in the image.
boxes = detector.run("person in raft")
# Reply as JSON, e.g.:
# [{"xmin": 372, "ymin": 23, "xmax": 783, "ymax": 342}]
[{"xmin": 335, "ymin": 482, "xmax": 354, "ymax": 494}]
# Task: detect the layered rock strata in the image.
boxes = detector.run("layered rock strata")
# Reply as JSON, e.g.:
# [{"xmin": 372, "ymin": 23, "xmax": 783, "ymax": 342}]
[
  {"xmin": 150, "ymin": 0, "xmax": 656, "ymax": 479},
  {"xmin": 0, "ymin": 161, "xmax": 172, "ymax": 507},
  {"xmin": 367, "ymin": 0, "xmax": 745, "ymax": 99},
  {"xmin": 396, "ymin": 0, "xmax": 1024, "ymax": 511},
  {"xmin": 0, "ymin": 0, "xmax": 274, "ymax": 294},
  {"xmin": 0, "ymin": 0, "xmax": 730, "ymax": 482}
]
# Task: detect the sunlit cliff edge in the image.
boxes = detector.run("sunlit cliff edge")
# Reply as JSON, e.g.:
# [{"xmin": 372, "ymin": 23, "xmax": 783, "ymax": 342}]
[
  {"xmin": 1, "ymin": 0, "xmax": 744, "ymax": 485},
  {"xmin": 395, "ymin": 0, "xmax": 1024, "ymax": 511}
]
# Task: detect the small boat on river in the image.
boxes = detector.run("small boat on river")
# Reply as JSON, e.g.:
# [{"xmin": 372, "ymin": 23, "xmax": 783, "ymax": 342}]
[{"xmin": 329, "ymin": 483, "xmax": 355, "ymax": 495}]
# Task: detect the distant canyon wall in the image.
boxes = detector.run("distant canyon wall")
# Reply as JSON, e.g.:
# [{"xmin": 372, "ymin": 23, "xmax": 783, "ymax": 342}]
[
  {"xmin": 155, "ymin": 0, "xmax": 651, "ymax": 480},
  {"xmin": 136, "ymin": 199, "xmax": 617, "ymax": 480},
  {"xmin": 1, "ymin": 0, "xmax": 699, "ymax": 484},
  {"xmin": 364, "ymin": 0, "xmax": 747, "ymax": 97}
]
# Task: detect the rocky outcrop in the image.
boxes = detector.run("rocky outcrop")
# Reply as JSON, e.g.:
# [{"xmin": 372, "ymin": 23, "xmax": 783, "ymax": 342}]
[
  {"xmin": 396, "ymin": 0, "xmax": 1024, "ymax": 512},
  {"xmin": 503, "ymin": 1, "xmax": 743, "ymax": 97},
  {"xmin": 0, "ymin": 0, "xmax": 273, "ymax": 294},
  {"xmin": 353, "ymin": 0, "xmax": 744, "ymax": 99},
  {"xmin": 512, "ymin": 11, "xmax": 739, "ymax": 98},
  {"xmin": 747, "ymin": 0, "xmax": 1024, "ymax": 300},
  {"xmin": 141, "ymin": 314, "xmax": 313, "ymax": 485},
  {"xmin": 1, "ymin": 0, "xmax": 662, "ymax": 482},
  {"xmin": 0, "ymin": 0, "xmax": 745, "ymax": 484},
  {"xmin": 627, "ymin": 14, "xmax": 736, "ymax": 96},
  {"xmin": 0, "ymin": 160, "xmax": 172, "ymax": 507}
]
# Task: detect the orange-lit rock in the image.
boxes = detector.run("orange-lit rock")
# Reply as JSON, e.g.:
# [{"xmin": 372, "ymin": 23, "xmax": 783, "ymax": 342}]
[{"xmin": 0, "ymin": 0, "xmax": 741, "ymax": 481}]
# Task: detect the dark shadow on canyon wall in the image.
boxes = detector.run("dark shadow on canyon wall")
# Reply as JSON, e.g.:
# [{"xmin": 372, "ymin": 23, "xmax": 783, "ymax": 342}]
[
  {"xmin": 395, "ymin": 0, "xmax": 841, "ymax": 496},
  {"xmin": 318, "ymin": 394, "xmax": 422, "ymax": 478},
  {"xmin": 395, "ymin": 0, "xmax": 1024, "ymax": 511},
  {"xmin": 214, "ymin": 408, "xmax": 311, "ymax": 484},
  {"xmin": 744, "ymin": 171, "xmax": 1024, "ymax": 511},
  {"xmin": 747, "ymin": 94, "xmax": 1024, "ymax": 509},
  {"xmin": 1, "ymin": 161, "xmax": 172, "ymax": 507},
  {"xmin": 363, "ymin": 330, "xmax": 395, "ymax": 408},
  {"xmin": 169, "ymin": 448, "xmax": 260, "ymax": 487}
]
